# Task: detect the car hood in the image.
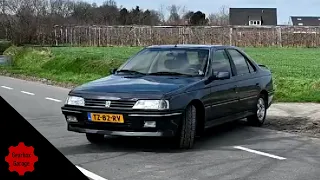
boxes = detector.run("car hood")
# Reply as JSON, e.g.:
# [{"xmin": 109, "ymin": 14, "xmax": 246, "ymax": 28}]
[{"xmin": 72, "ymin": 74, "xmax": 200, "ymax": 94}]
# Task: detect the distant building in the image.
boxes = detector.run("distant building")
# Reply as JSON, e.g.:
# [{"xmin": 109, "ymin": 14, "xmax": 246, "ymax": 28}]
[
  {"xmin": 229, "ymin": 8, "xmax": 278, "ymax": 26},
  {"xmin": 290, "ymin": 16, "xmax": 320, "ymax": 26}
]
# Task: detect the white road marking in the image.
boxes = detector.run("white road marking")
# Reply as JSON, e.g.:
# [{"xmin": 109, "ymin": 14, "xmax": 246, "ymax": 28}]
[
  {"xmin": 45, "ymin": 97, "xmax": 62, "ymax": 102},
  {"xmin": 1, "ymin": 85, "xmax": 13, "ymax": 90},
  {"xmin": 21, "ymin": 91, "xmax": 35, "ymax": 96},
  {"xmin": 76, "ymin": 165, "xmax": 108, "ymax": 180},
  {"xmin": 234, "ymin": 146, "xmax": 286, "ymax": 160}
]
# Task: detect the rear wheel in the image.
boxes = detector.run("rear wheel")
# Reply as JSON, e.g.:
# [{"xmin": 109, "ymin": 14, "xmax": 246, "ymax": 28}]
[
  {"xmin": 247, "ymin": 94, "xmax": 267, "ymax": 127},
  {"xmin": 176, "ymin": 104, "xmax": 197, "ymax": 149},
  {"xmin": 86, "ymin": 133, "xmax": 105, "ymax": 144}
]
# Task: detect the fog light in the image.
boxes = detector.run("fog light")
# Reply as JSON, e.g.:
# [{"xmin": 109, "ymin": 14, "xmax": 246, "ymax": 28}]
[
  {"xmin": 67, "ymin": 116, "xmax": 78, "ymax": 122},
  {"xmin": 144, "ymin": 121, "xmax": 156, "ymax": 128}
]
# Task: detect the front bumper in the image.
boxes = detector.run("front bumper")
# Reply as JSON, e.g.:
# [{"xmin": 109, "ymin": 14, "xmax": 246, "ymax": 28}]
[
  {"xmin": 61, "ymin": 106, "xmax": 183, "ymax": 137},
  {"xmin": 68, "ymin": 126, "xmax": 171, "ymax": 137}
]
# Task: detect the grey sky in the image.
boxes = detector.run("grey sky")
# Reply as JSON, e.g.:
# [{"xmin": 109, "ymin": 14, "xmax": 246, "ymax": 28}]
[{"xmin": 84, "ymin": 0, "xmax": 320, "ymax": 24}]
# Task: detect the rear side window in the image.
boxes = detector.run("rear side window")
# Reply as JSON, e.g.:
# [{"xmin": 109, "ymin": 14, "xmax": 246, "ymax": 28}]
[
  {"xmin": 247, "ymin": 61, "xmax": 255, "ymax": 73},
  {"xmin": 227, "ymin": 49, "xmax": 250, "ymax": 75}
]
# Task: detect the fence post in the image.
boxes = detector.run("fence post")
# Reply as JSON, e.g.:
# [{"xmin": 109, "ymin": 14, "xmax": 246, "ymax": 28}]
[
  {"xmin": 93, "ymin": 27, "xmax": 95, "ymax": 46},
  {"xmin": 65, "ymin": 27, "xmax": 68, "ymax": 45},
  {"xmin": 277, "ymin": 27, "xmax": 282, "ymax": 47},
  {"xmin": 54, "ymin": 25, "xmax": 58, "ymax": 46},
  {"xmin": 181, "ymin": 27, "xmax": 184, "ymax": 44},
  {"xmin": 60, "ymin": 27, "xmax": 63, "ymax": 45},
  {"xmin": 98, "ymin": 27, "xmax": 101, "ymax": 47},
  {"xmin": 134, "ymin": 27, "xmax": 137, "ymax": 46},
  {"xmin": 70, "ymin": 27, "xmax": 73, "ymax": 46},
  {"xmin": 229, "ymin": 27, "xmax": 233, "ymax": 45}
]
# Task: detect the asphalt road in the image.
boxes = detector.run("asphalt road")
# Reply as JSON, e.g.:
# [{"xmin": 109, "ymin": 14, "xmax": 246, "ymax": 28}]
[{"xmin": 1, "ymin": 75, "xmax": 320, "ymax": 180}]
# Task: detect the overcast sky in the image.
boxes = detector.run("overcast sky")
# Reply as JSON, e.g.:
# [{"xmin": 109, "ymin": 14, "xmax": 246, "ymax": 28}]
[{"xmin": 84, "ymin": 0, "xmax": 320, "ymax": 24}]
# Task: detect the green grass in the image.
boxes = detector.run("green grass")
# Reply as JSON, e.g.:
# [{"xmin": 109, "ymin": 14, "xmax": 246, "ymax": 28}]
[
  {"xmin": 244, "ymin": 47, "xmax": 320, "ymax": 102},
  {"xmin": 0, "ymin": 46, "xmax": 319, "ymax": 102}
]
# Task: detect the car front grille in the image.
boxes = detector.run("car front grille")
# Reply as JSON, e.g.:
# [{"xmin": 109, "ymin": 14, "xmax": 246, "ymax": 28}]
[{"xmin": 84, "ymin": 98, "xmax": 136, "ymax": 109}]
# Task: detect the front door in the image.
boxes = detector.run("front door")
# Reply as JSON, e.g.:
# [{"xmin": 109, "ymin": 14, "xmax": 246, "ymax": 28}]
[{"xmin": 205, "ymin": 49, "xmax": 239, "ymax": 126}]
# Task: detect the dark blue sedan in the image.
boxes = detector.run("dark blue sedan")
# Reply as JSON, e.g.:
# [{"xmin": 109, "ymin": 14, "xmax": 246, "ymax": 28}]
[{"xmin": 61, "ymin": 44, "xmax": 274, "ymax": 149}]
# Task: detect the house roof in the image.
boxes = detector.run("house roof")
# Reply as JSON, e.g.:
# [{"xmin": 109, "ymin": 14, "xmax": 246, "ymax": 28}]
[
  {"xmin": 291, "ymin": 16, "xmax": 320, "ymax": 26},
  {"xmin": 249, "ymin": 15, "xmax": 262, "ymax": 21},
  {"xmin": 229, "ymin": 8, "xmax": 277, "ymax": 25},
  {"xmin": 229, "ymin": 8, "xmax": 277, "ymax": 14},
  {"xmin": 230, "ymin": 8, "xmax": 277, "ymax": 10}
]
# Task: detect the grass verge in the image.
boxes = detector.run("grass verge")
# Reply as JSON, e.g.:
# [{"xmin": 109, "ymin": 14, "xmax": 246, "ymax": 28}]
[{"xmin": 0, "ymin": 46, "xmax": 319, "ymax": 102}]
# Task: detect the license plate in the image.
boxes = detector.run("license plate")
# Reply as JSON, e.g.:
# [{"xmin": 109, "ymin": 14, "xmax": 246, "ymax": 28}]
[{"xmin": 87, "ymin": 113, "xmax": 124, "ymax": 123}]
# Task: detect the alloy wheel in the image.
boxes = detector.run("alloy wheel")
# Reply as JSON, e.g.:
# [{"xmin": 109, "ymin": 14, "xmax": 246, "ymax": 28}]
[{"xmin": 257, "ymin": 98, "xmax": 266, "ymax": 122}]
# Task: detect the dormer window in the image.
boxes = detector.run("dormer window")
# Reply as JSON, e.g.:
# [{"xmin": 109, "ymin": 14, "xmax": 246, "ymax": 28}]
[
  {"xmin": 249, "ymin": 20, "xmax": 261, "ymax": 26},
  {"xmin": 297, "ymin": 18, "xmax": 302, "ymax": 20},
  {"xmin": 249, "ymin": 15, "xmax": 262, "ymax": 26},
  {"xmin": 298, "ymin": 23, "xmax": 303, "ymax": 25}
]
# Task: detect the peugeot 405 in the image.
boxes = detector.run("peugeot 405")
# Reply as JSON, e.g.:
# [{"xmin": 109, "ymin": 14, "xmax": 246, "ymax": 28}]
[{"xmin": 61, "ymin": 44, "xmax": 274, "ymax": 149}]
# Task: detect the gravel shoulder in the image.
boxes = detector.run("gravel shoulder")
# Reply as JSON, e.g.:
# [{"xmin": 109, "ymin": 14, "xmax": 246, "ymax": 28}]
[
  {"xmin": 1, "ymin": 73, "xmax": 319, "ymax": 139},
  {"xmin": 266, "ymin": 103, "xmax": 320, "ymax": 138}
]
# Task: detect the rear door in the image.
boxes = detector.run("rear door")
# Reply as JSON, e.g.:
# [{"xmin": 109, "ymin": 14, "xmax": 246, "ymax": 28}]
[
  {"xmin": 225, "ymin": 48, "xmax": 261, "ymax": 113},
  {"xmin": 205, "ymin": 48, "xmax": 239, "ymax": 124}
]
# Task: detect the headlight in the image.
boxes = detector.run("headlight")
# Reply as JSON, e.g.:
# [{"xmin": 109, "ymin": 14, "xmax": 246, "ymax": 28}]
[
  {"xmin": 65, "ymin": 96, "xmax": 85, "ymax": 106},
  {"xmin": 132, "ymin": 100, "xmax": 169, "ymax": 110}
]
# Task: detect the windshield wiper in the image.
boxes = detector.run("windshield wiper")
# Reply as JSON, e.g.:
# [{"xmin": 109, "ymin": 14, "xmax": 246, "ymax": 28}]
[
  {"xmin": 148, "ymin": 71, "xmax": 194, "ymax": 76},
  {"xmin": 116, "ymin": 69, "xmax": 146, "ymax": 75}
]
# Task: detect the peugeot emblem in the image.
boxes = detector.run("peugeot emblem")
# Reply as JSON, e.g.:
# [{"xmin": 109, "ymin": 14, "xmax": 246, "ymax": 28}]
[{"xmin": 105, "ymin": 101, "xmax": 111, "ymax": 108}]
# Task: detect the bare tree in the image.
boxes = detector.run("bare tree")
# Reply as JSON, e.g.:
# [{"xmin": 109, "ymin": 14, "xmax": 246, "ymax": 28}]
[
  {"xmin": 167, "ymin": 4, "xmax": 182, "ymax": 25},
  {"xmin": 49, "ymin": 0, "xmax": 73, "ymax": 17},
  {"xmin": 1, "ymin": 0, "xmax": 6, "ymax": 14},
  {"xmin": 208, "ymin": 5, "xmax": 229, "ymax": 26},
  {"xmin": 0, "ymin": 0, "xmax": 217, "ymax": 45},
  {"xmin": 157, "ymin": 4, "xmax": 166, "ymax": 24}
]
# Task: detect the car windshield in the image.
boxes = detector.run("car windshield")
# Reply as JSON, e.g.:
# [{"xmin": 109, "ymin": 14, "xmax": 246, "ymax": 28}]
[{"xmin": 117, "ymin": 48, "xmax": 209, "ymax": 76}]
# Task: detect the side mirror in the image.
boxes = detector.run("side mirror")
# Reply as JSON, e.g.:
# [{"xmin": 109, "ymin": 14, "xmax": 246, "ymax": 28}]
[
  {"xmin": 110, "ymin": 68, "xmax": 117, "ymax": 74},
  {"xmin": 209, "ymin": 70, "xmax": 230, "ymax": 81},
  {"xmin": 215, "ymin": 71, "xmax": 230, "ymax": 80}
]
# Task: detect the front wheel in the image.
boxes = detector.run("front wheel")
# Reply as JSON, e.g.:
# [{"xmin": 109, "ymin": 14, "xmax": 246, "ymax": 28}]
[
  {"xmin": 86, "ymin": 133, "xmax": 105, "ymax": 144},
  {"xmin": 247, "ymin": 95, "xmax": 267, "ymax": 127},
  {"xmin": 176, "ymin": 104, "xmax": 197, "ymax": 149}
]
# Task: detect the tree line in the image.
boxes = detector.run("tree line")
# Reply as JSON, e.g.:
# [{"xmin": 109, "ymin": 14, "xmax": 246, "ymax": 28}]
[{"xmin": 0, "ymin": 0, "xmax": 229, "ymax": 44}]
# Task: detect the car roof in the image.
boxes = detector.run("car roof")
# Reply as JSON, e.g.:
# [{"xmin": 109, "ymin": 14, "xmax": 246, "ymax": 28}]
[{"xmin": 146, "ymin": 44, "xmax": 236, "ymax": 49}]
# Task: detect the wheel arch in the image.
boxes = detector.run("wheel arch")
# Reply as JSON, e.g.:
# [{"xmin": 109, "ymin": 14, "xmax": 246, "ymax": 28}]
[
  {"xmin": 259, "ymin": 89, "xmax": 268, "ymax": 100},
  {"xmin": 258, "ymin": 89, "xmax": 270, "ymax": 110}
]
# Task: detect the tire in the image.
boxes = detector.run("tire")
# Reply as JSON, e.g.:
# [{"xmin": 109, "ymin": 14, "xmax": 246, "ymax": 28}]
[
  {"xmin": 247, "ymin": 94, "xmax": 267, "ymax": 127},
  {"xmin": 86, "ymin": 133, "xmax": 105, "ymax": 144},
  {"xmin": 177, "ymin": 104, "xmax": 197, "ymax": 149}
]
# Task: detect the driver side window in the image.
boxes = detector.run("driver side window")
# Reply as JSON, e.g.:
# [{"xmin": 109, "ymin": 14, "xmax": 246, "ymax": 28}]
[{"xmin": 211, "ymin": 50, "xmax": 232, "ymax": 75}]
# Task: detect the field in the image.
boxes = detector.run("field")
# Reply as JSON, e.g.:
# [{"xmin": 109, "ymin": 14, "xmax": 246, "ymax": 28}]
[{"xmin": 1, "ymin": 46, "xmax": 320, "ymax": 102}]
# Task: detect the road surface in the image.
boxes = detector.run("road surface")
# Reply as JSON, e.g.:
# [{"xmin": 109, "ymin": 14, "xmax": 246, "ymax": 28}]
[{"xmin": 1, "ymin": 75, "xmax": 320, "ymax": 180}]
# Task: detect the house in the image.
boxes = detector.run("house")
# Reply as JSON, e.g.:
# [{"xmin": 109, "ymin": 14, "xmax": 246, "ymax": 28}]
[
  {"xmin": 229, "ymin": 8, "xmax": 278, "ymax": 26},
  {"xmin": 290, "ymin": 16, "xmax": 320, "ymax": 26}
]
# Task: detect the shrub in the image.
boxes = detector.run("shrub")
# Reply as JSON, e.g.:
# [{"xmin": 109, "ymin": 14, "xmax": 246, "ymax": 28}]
[{"xmin": 0, "ymin": 40, "xmax": 12, "ymax": 54}]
